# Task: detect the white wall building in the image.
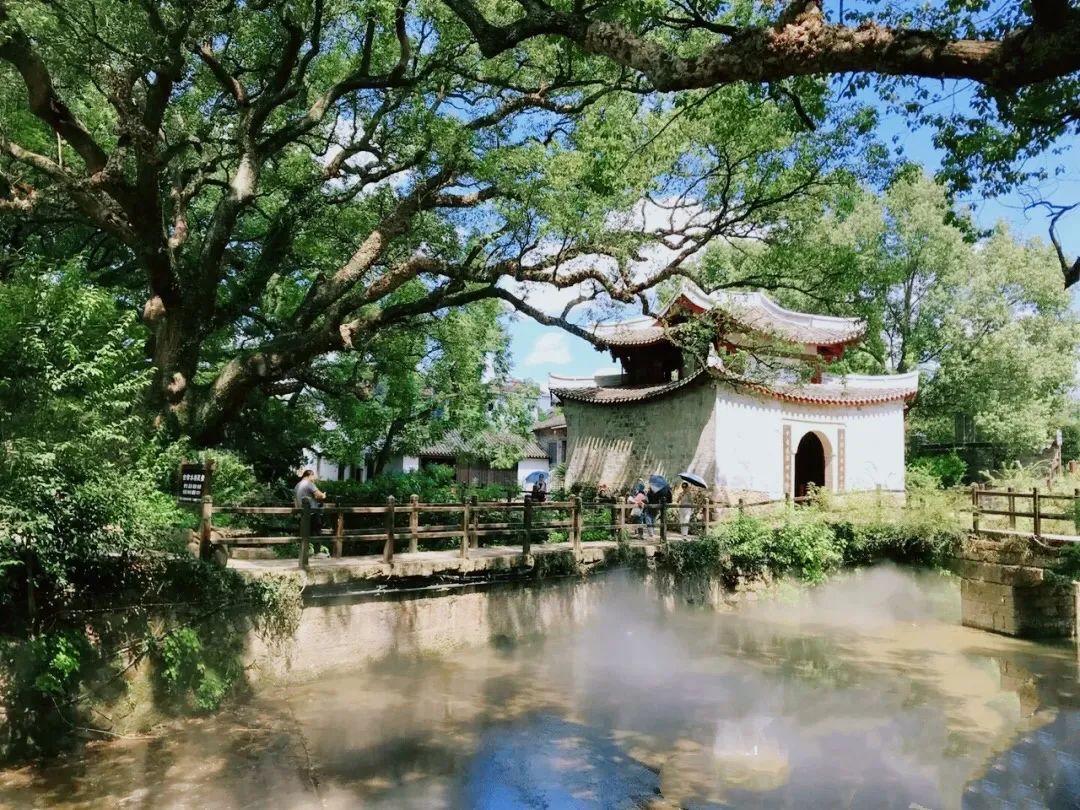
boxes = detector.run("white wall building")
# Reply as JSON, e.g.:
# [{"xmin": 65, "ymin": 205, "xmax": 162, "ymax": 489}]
[{"xmin": 551, "ymin": 284, "xmax": 918, "ymax": 502}]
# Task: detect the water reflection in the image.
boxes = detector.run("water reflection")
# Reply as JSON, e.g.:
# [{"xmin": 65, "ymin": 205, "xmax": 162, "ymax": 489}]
[{"xmin": 1, "ymin": 565, "xmax": 1078, "ymax": 809}]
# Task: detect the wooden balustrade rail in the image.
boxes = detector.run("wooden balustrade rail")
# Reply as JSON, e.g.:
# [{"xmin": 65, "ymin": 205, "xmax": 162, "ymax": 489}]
[
  {"xmin": 199, "ymin": 494, "xmax": 731, "ymax": 569},
  {"xmin": 970, "ymin": 484, "xmax": 1080, "ymax": 541},
  {"xmin": 198, "ymin": 487, "xmax": 887, "ymax": 568}
]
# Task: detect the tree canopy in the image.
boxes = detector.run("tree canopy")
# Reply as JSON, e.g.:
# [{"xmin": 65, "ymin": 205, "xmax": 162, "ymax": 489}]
[
  {"xmin": 439, "ymin": 0, "xmax": 1080, "ymax": 281},
  {"xmin": 698, "ymin": 171, "xmax": 1080, "ymax": 456},
  {"xmin": 311, "ymin": 297, "xmax": 537, "ymax": 475},
  {"xmin": 0, "ymin": 0, "xmax": 869, "ymax": 445}
]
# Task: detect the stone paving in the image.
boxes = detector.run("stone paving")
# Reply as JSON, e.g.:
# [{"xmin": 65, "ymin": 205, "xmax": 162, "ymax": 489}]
[{"xmin": 228, "ymin": 537, "xmax": 680, "ymax": 586}]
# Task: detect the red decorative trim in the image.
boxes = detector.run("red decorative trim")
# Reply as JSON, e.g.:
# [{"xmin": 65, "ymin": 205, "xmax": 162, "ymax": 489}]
[
  {"xmin": 783, "ymin": 425, "xmax": 792, "ymax": 498},
  {"xmin": 837, "ymin": 428, "xmax": 846, "ymax": 492},
  {"xmin": 745, "ymin": 384, "xmax": 918, "ymax": 408}
]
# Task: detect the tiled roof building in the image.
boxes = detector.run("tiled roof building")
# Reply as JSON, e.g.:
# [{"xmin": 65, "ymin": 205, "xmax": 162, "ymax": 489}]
[{"xmin": 550, "ymin": 283, "xmax": 917, "ymax": 502}]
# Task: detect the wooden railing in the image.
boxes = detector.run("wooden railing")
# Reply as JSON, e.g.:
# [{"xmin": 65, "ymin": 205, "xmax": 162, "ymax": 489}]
[
  {"xmin": 969, "ymin": 485, "xmax": 1080, "ymax": 542},
  {"xmin": 196, "ymin": 488, "xmax": 907, "ymax": 568},
  {"xmin": 197, "ymin": 494, "xmax": 736, "ymax": 569}
]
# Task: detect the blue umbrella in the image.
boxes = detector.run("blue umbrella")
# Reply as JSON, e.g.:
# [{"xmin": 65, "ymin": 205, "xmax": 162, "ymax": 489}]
[
  {"xmin": 679, "ymin": 472, "xmax": 707, "ymax": 489},
  {"xmin": 524, "ymin": 470, "xmax": 547, "ymax": 485},
  {"xmin": 648, "ymin": 474, "xmax": 669, "ymax": 492}
]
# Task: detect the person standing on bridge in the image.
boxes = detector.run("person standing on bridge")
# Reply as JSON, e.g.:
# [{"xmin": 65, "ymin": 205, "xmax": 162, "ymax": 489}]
[
  {"xmin": 294, "ymin": 469, "xmax": 326, "ymax": 535},
  {"xmin": 678, "ymin": 482, "xmax": 694, "ymax": 536}
]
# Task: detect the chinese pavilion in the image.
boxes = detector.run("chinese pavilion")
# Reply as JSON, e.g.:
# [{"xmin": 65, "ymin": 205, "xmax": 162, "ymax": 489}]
[{"xmin": 550, "ymin": 283, "xmax": 918, "ymax": 502}]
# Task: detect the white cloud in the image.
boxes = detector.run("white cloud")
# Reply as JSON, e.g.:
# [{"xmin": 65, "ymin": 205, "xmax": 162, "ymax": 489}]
[{"xmin": 525, "ymin": 333, "xmax": 573, "ymax": 366}]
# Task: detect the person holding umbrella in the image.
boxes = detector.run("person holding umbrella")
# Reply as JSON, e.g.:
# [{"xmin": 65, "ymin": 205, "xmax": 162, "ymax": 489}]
[
  {"xmin": 530, "ymin": 472, "xmax": 548, "ymax": 503},
  {"xmin": 645, "ymin": 474, "xmax": 671, "ymax": 537},
  {"xmin": 678, "ymin": 472, "xmax": 708, "ymax": 537}
]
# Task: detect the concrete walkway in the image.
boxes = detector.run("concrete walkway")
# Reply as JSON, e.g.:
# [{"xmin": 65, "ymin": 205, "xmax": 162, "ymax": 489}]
[{"xmin": 228, "ymin": 537, "xmax": 675, "ymax": 586}]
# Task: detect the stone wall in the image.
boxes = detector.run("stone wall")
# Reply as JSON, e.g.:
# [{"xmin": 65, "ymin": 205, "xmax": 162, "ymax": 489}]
[
  {"xmin": 955, "ymin": 536, "xmax": 1078, "ymax": 638},
  {"xmin": 562, "ymin": 379, "xmax": 716, "ymax": 493},
  {"xmin": 245, "ymin": 570, "xmax": 615, "ymax": 683}
]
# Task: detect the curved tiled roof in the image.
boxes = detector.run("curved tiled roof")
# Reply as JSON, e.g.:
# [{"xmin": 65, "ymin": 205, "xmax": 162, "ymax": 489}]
[
  {"xmin": 553, "ymin": 370, "xmax": 918, "ymax": 409},
  {"xmin": 670, "ymin": 283, "xmax": 866, "ymax": 346},
  {"xmin": 551, "ymin": 370, "xmax": 708, "ymax": 404},
  {"xmin": 744, "ymin": 382, "xmax": 918, "ymax": 407},
  {"xmin": 584, "ymin": 283, "xmax": 865, "ymax": 350},
  {"xmin": 533, "ymin": 412, "xmax": 567, "ymax": 431},
  {"xmin": 589, "ymin": 317, "xmax": 677, "ymax": 347},
  {"xmin": 420, "ymin": 431, "xmax": 548, "ymax": 460}
]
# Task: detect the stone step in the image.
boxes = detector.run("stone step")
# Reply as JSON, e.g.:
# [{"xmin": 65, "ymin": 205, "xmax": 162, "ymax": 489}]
[{"xmin": 230, "ymin": 547, "xmax": 278, "ymax": 560}]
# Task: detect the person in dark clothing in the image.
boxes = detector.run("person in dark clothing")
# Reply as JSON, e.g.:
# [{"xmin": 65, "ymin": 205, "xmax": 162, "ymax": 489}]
[
  {"xmin": 646, "ymin": 483, "xmax": 671, "ymax": 535},
  {"xmin": 531, "ymin": 474, "xmax": 548, "ymax": 503}
]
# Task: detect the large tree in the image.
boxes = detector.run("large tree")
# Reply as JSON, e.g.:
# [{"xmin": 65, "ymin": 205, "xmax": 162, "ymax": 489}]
[
  {"xmin": 698, "ymin": 172, "xmax": 1080, "ymax": 455},
  {"xmin": 440, "ymin": 0, "xmax": 1080, "ymax": 282},
  {"xmin": 0, "ymin": 0, "xmax": 861, "ymax": 445},
  {"xmin": 310, "ymin": 296, "xmax": 530, "ymax": 475}
]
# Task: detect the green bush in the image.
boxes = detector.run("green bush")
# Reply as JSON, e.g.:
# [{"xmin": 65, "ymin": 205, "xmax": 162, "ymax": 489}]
[
  {"xmin": 714, "ymin": 514, "xmax": 773, "ymax": 578},
  {"xmin": 660, "ymin": 499, "xmax": 960, "ymax": 587},
  {"xmin": 320, "ymin": 465, "xmax": 458, "ymax": 504},
  {"xmin": 1055, "ymin": 544, "xmax": 1080, "ymax": 580},
  {"xmin": 770, "ymin": 515, "xmax": 843, "ymax": 583},
  {"xmin": 908, "ymin": 453, "xmax": 967, "ymax": 488}
]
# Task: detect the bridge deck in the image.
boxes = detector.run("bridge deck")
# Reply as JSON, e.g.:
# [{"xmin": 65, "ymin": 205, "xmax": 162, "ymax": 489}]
[{"xmin": 227, "ymin": 537, "xmax": 675, "ymax": 586}]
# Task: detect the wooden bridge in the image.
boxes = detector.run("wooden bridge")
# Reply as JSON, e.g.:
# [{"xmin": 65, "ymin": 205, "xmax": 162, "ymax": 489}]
[
  {"xmin": 961, "ymin": 486, "xmax": 1080, "ymax": 639},
  {"xmin": 195, "ymin": 495, "xmax": 723, "ymax": 569}
]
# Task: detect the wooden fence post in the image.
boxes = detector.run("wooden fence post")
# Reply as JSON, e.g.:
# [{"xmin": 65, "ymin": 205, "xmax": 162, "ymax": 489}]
[
  {"xmin": 383, "ymin": 496, "xmax": 396, "ymax": 563},
  {"xmin": 616, "ymin": 501, "xmax": 626, "ymax": 542},
  {"xmin": 1033, "ymin": 488, "xmax": 1041, "ymax": 537},
  {"xmin": 572, "ymin": 496, "xmax": 583, "ymax": 555},
  {"xmin": 199, "ymin": 495, "xmax": 213, "ymax": 561},
  {"xmin": 460, "ymin": 499, "xmax": 470, "ymax": 559},
  {"xmin": 703, "ymin": 499, "xmax": 712, "ymax": 535},
  {"xmin": 333, "ymin": 509, "xmax": 344, "ymax": 558},
  {"xmin": 299, "ymin": 502, "xmax": 311, "ymax": 569},
  {"xmin": 971, "ymin": 493, "xmax": 980, "ymax": 535},
  {"xmin": 609, "ymin": 501, "xmax": 618, "ymax": 543},
  {"xmin": 1007, "ymin": 487, "xmax": 1016, "ymax": 530},
  {"xmin": 1074, "ymin": 488, "xmax": 1080, "ymax": 533},
  {"xmin": 659, "ymin": 499, "xmax": 668, "ymax": 542},
  {"xmin": 470, "ymin": 494, "xmax": 479, "ymax": 549},
  {"xmin": 409, "ymin": 494, "xmax": 419, "ymax": 554},
  {"xmin": 523, "ymin": 495, "xmax": 533, "ymax": 555}
]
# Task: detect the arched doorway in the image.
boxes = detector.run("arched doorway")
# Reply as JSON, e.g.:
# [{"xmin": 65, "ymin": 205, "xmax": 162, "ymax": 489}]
[{"xmin": 794, "ymin": 432, "xmax": 826, "ymax": 498}]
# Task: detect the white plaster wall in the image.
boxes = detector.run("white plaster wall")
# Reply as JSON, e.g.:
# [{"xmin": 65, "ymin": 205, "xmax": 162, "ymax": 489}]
[
  {"xmin": 517, "ymin": 458, "xmax": 550, "ymax": 489},
  {"xmin": 841, "ymin": 402, "xmax": 907, "ymax": 492},
  {"xmin": 301, "ymin": 449, "xmax": 349, "ymax": 481},
  {"xmin": 714, "ymin": 388, "xmax": 907, "ymax": 498},
  {"xmin": 384, "ymin": 456, "xmax": 421, "ymax": 474},
  {"xmin": 714, "ymin": 389, "xmax": 785, "ymax": 498}
]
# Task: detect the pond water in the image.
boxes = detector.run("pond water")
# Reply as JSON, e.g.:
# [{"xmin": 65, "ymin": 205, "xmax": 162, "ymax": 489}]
[{"xmin": 2, "ymin": 566, "xmax": 1079, "ymax": 809}]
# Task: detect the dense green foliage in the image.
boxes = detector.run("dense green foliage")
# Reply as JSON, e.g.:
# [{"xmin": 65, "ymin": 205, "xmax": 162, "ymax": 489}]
[
  {"xmin": 700, "ymin": 171, "xmax": 1080, "ymax": 459},
  {"xmin": 0, "ymin": 0, "xmax": 869, "ymax": 447},
  {"xmin": 0, "ymin": 556, "xmax": 301, "ymax": 760},
  {"xmin": 660, "ymin": 491, "xmax": 962, "ymax": 586},
  {"xmin": 908, "ymin": 453, "xmax": 968, "ymax": 489},
  {"xmin": 0, "ymin": 264, "xmax": 302, "ymax": 762}
]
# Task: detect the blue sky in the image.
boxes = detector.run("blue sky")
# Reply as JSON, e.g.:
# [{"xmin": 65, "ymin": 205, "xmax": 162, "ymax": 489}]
[{"xmin": 505, "ymin": 91, "xmax": 1080, "ymax": 392}]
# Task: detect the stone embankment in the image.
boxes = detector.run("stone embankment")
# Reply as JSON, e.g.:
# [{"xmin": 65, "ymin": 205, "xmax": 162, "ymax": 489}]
[{"xmin": 955, "ymin": 536, "xmax": 1079, "ymax": 638}]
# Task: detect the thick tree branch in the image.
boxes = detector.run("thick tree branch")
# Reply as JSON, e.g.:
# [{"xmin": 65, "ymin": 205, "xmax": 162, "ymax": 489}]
[
  {"xmin": 440, "ymin": 0, "xmax": 1080, "ymax": 93},
  {"xmin": 0, "ymin": 3, "xmax": 109, "ymax": 173}
]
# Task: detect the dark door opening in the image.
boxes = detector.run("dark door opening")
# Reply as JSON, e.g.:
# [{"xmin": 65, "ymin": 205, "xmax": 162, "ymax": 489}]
[{"xmin": 794, "ymin": 433, "xmax": 826, "ymax": 498}]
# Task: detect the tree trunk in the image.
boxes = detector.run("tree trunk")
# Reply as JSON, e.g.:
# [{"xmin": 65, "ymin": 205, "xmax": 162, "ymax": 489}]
[
  {"xmin": 144, "ymin": 294, "xmax": 202, "ymax": 434},
  {"xmin": 372, "ymin": 421, "xmax": 404, "ymax": 476}
]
